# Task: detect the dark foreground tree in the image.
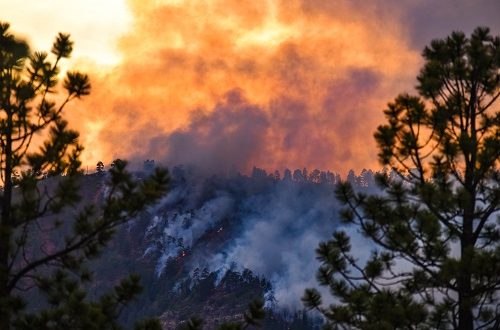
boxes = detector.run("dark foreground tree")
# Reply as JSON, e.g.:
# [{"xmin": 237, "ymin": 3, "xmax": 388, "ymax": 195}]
[
  {"xmin": 96, "ymin": 160, "xmax": 105, "ymax": 174},
  {"xmin": 303, "ymin": 27, "xmax": 499, "ymax": 329},
  {"xmin": 0, "ymin": 23, "xmax": 169, "ymax": 329},
  {"xmin": 180, "ymin": 299, "xmax": 265, "ymax": 330}
]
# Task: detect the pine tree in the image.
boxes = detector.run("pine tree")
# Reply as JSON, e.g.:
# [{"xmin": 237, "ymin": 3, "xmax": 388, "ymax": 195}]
[
  {"xmin": 0, "ymin": 23, "xmax": 169, "ymax": 329},
  {"xmin": 303, "ymin": 27, "xmax": 499, "ymax": 329},
  {"xmin": 96, "ymin": 161, "xmax": 105, "ymax": 174},
  {"xmin": 180, "ymin": 299, "xmax": 265, "ymax": 330}
]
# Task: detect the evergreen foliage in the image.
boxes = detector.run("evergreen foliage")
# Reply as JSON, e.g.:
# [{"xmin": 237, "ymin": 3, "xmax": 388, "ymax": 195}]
[
  {"xmin": 180, "ymin": 299, "xmax": 265, "ymax": 330},
  {"xmin": 303, "ymin": 27, "xmax": 499, "ymax": 329},
  {"xmin": 0, "ymin": 23, "xmax": 170, "ymax": 329},
  {"xmin": 96, "ymin": 161, "xmax": 105, "ymax": 174}
]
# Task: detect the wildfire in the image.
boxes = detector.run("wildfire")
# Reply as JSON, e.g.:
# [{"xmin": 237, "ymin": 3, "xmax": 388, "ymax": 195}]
[{"xmin": 65, "ymin": 0, "xmax": 420, "ymax": 175}]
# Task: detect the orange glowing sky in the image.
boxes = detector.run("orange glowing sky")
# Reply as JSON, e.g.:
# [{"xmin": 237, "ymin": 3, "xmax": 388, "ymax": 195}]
[{"xmin": 1, "ymin": 0, "xmax": 499, "ymax": 175}]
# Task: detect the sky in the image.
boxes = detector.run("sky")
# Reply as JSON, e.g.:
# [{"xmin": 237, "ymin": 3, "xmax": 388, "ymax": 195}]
[{"xmin": 1, "ymin": 0, "xmax": 499, "ymax": 175}]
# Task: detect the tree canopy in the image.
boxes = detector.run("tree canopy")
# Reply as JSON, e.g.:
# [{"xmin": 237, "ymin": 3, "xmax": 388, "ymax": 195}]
[
  {"xmin": 0, "ymin": 22, "xmax": 170, "ymax": 329},
  {"xmin": 304, "ymin": 27, "xmax": 499, "ymax": 329}
]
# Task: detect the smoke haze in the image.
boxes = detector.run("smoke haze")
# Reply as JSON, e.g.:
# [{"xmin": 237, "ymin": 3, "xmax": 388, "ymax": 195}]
[
  {"xmin": 143, "ymin": 168, "xmax": 377, "ymax": 309},
  {"xmin": 62, "ymin": 0, "xmax": 500, "ymax": 175}
]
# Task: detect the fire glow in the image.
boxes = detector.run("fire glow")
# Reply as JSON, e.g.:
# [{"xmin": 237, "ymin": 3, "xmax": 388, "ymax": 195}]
[
  {"xmin": 4, "ymin": 0, "xmax": 498, "ymax": 174},
  {"xmin": 65, "ymin": 0, "xmax": 423, "ymax": 175}
]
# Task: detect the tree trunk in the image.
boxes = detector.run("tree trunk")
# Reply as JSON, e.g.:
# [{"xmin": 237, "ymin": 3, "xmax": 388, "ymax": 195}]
[
  {"xmin": 0, "ymin": 231, "xmax": 11, "ymax": 330},
  {"xmin": 458, "ymin": 191, "xmax": 475, "ymax": 330},
  {"xmin": 457, "ymin": 239, "xmax": 473, "ymax": 330},
  {"xmin": 0, "ymin": 241, "xmax": 10, "ymax": 330},
  {"xmin": 456, "ymin": 76, "xmax": 478, "ymax": 330},
  {"xmin": 0, "ymin": 107, "xmax": 14, "ymax": 330}
]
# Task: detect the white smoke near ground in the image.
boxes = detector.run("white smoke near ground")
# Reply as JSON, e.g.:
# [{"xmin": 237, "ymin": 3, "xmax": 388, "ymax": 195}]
[
  {"xmin": 203, "ymin": 181, "xmax": 339, "ymax": 308},
  {"xmin": 144, "ymin": 186, "xmax": 236, "ymax": 275},
  {"xmin": 142, "ymin": 167, "xmax": 378, "ymax": 310}
]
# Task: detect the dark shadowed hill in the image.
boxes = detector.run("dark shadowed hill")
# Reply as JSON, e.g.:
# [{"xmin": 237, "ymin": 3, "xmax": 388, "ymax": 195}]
[{"xmin": 24, "ymin": 166, "xmax": 380, "ymax": 329}]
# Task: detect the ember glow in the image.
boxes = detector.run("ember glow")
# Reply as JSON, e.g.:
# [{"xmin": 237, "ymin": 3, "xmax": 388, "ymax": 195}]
[{"xmin": 2, "ymin": 0, "xmax": 499, "ymax": 174}]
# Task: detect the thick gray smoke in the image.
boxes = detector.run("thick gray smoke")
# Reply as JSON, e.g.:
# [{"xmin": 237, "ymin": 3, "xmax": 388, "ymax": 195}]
[
  {"xmin": 143, "ymin": 167, "xmax": 377, "ymax": 310},
  {"xmin": 147, "ymin": 90, "xmax": 270, "ymax": 174},
  {"xmin": 141, "ymin": 69, "xmax": 383, "ymax": 176}
]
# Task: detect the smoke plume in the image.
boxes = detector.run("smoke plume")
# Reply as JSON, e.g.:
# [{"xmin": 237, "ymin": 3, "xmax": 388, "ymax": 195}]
[
  {"xmin": 143, "ymin": 168, "xmax": 377, "ymax": 309},
  {"xmin": 68, "ymin": 0, "xmax": 427, "ymax": 175}
]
